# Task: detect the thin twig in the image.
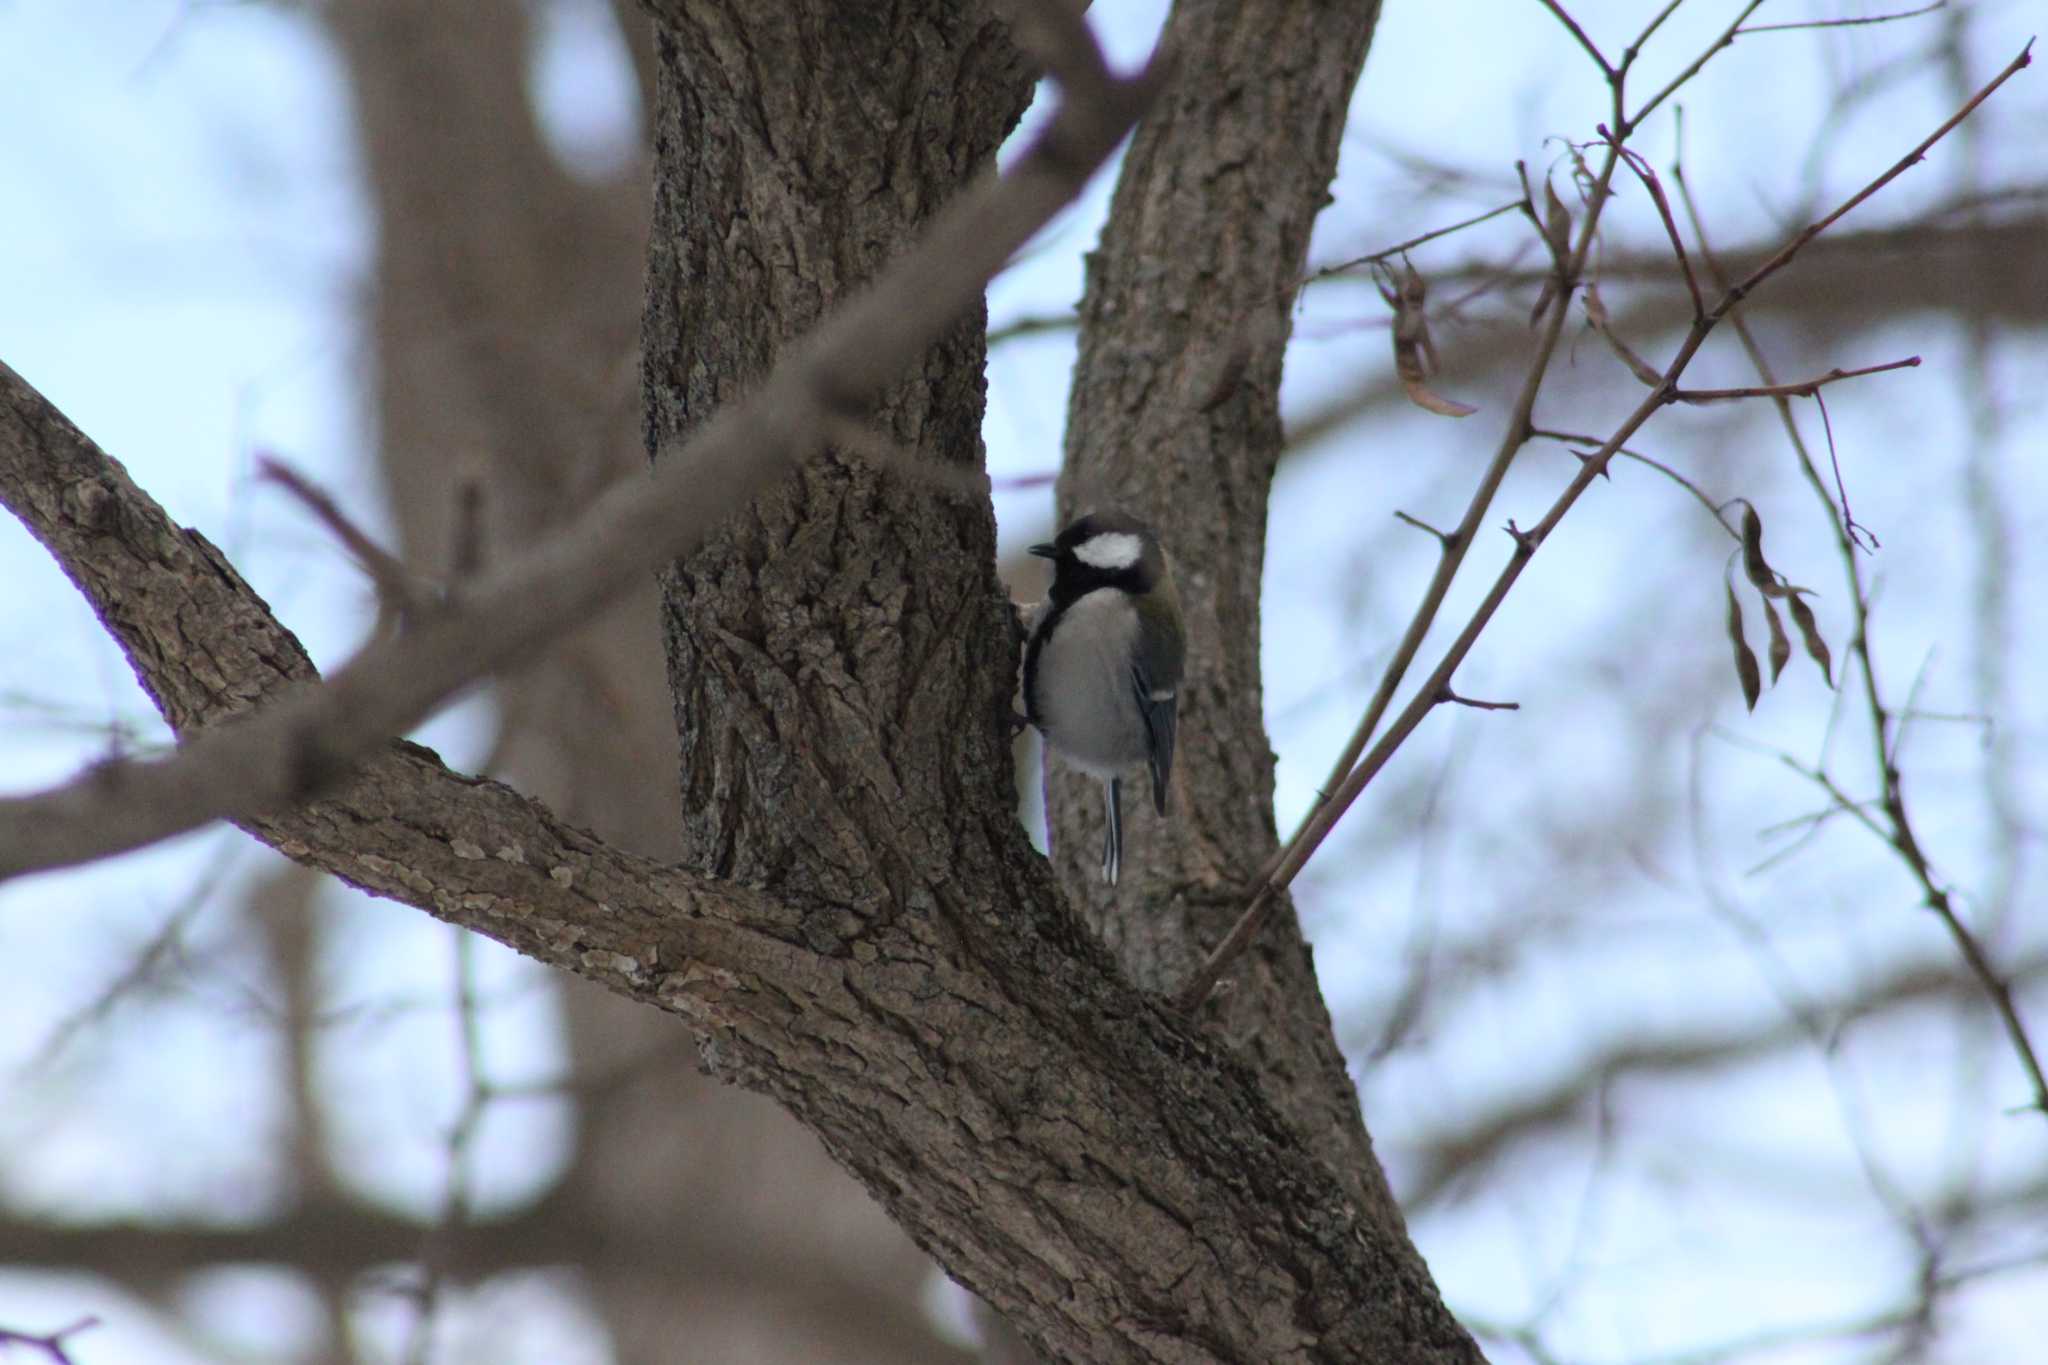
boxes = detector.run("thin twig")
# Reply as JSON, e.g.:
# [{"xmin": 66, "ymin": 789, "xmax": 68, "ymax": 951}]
[
  {"xmin": 1813, "ymin": 388, "xmax": 1877, "ymax": 549},
  {"xmin": 1537, "ymin": 0, "xmax": 1615, "ymax": 78},
  {"xmin": 0, "ymin": 1318, "xmax": 100, "ymax": 1365},
  {"xmin": 1300, "ymin": 199, "xmax": 1525, "ymax": 287},
  {"xmin": 1722, "ymin": 40, "xmax": 2034, "ymax": 304},
  {"xmin": 1627, "ymin": 1, "xmax": 1768, "ymax": 132},
  {"xmin": 1176, "ymin": 37, "xmax": 2032, "ymax": 1013},
  {"xmin": 1528, "ymin": 427, "xmax": 1737, "ymax": 535},
  {"xmin": 988, "ymin": 312, "xmax": 1077, "ymax": 346},
  {"xmin": 1676, "ymin": 91, "xmax": 2048, "ymax": 1123},
  {"xmin": 1436, "ymin": 686, "xmax": 1520, "ymax": 712},
  {"xmin": 1741, "ymin": 1, "xmax": 1946, "ymax": 36},
  {"xmin": 259, "ymin": 454, "xmax": 432, "ymax": 617},
  {"xmin": 1670, "ymin": 355, "xmax": 1921, "ymax": 402},
  {"xmin": 1622, "ymin": 0, "xmax": 1689, "ymax": 71},
  {"xmin": 1606, "ymin": 133, "xmax": 1705, "ymax": 318},
  {"xmin": 1393, "ymin": 509, "xmax": 1456, "ymax": 548}
]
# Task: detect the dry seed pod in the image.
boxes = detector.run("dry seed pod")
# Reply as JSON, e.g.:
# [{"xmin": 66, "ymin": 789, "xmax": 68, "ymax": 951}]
[
  {"xmin": 1787, "ymin": 593, "xmax": 1834, "ymax": 686},
  {"xmin": 1762, "ymin": 594, "xmax": 1792, "ymax": 683},
  {"xmin": 1740, "ymin": 503, "xmax": 1772, "ymax": 591},
  {"xmin": 1726, "ymin": 580, "xmax": 1762, "ymax": 711},
  {"xmin": 1583, "ymin": 281, "xmax": 1663, "ymax": 387},
  {"xmin": 1387, "ymin": 263, "xmax": 1477, "ymax": 418},
  {"xmin": 1735, "ymin": 503, "xmax": 1804, "ymax": 598},
  {"xmin": 1544, "ymin": 178, "xmax": 1573, "ymax": 262}
]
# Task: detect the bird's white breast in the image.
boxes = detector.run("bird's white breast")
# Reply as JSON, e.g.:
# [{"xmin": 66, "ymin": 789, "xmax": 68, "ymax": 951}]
[{"xmin": 1034, "ymin": 588, "xmax": 1147, "ymax": 776}]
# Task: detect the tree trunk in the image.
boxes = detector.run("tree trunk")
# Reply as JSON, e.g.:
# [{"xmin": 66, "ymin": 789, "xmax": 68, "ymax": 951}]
[
  {"xmin": 326, "ymin": 2, "xmax": 951, "ymax": 1358},
  {"xmin": 1050, "ymin": 0, "xmax": 1417, "ymax": 1247},
  {"xmin": 0, "ymin": 3, "xmax": 1485, "ymax": 1356}
]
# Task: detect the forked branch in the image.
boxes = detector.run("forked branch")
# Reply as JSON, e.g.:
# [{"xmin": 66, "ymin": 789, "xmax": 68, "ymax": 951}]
[
  {"xmin": 0, "ymin": 5, "xmax": 1163, "ymax": 879},
  {"xmin": 1176, "ymin": 35, "xmax": 2032, "ymax": 1013}
]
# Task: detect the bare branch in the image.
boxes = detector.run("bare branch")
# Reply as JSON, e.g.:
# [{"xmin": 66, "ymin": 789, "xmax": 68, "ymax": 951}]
[
  {"xmin": 1627, "ymin": 2, "xmax": 1768, "ymax": 132},
  {"xmin": 1394, "ymin": 509, "xmax": 1458, "ymax": 549},
  {"xmin": 1675, "ymin": 94, "xmax": 2048, "ymax": 1122},
  {"xmin": 987, "ymin": 311, "xmax": 1075, "ymax": 346},
  {"xmin": 1434, "ymin": 686, "xmax": 1519, "ymax": 712},
  {"xmin": 259, "ymin": 454, "xmax": 434, "ymax": 622},
  {"xmin": 1669, "ymin": 355, "xmax": 1921, "ymax": 403},
  {"xmin": 1536, "ymin": 0, "xmax": 1615, "ymax": 79},
  {"xmin": 1622, "ymin": 0, "xmax": 1688, "ymax": 70},
  {"xmin": 1176, "ymin": 36, "xmax": 2032, "ymax": 1013},
  {"xmin": 1399, "ymin": 949, "xmax": 2048, "ymax": 1209},
  {"xmin": 1301, "ymin": 199, "xmax": 1525, "ymax": 287},
  {"xmin": 1740, "ymin": 1, "xmax": 1947, "ymax": 37},
  {"xmin": 1527, "ymin": 426, "xmax": 1737, "ymax": 536},
  {"xmin": 0, "ymin": 1318, "xmax": 99, "ymax": 1365},
  {"xmin": 1606, "ymin": 133, "xmax": 1705, "ymax": 318},
  {"xmin": 1723, "ymin": 41, "xmax": 2033, "ymax": 304},
  {"xmin": 0, "ymin": 14, "xmax": 1162, "ymax": 879}
]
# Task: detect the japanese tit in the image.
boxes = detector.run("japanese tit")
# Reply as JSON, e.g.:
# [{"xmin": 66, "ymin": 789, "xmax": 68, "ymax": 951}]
[{"xmin": 1022, "ymin": 511, "xmax": 1185, "ymax": 885}]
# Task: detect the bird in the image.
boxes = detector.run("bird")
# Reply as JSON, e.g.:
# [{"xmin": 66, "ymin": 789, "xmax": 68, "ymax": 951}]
[{"xmin": 1022, "ymin": 510, "xmax": 1185, "ymax": 885}]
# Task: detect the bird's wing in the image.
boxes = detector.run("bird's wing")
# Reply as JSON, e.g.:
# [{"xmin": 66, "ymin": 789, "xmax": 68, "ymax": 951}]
[{"xmin": 1131, "ymin": 664, "xmax": 1178, "ymax": 817}]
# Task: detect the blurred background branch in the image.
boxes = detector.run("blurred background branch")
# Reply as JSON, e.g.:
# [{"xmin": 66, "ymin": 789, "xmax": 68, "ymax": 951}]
[{"xmin": 0, "ymin": 1, "xmax": 2042, "ymax": 1362}]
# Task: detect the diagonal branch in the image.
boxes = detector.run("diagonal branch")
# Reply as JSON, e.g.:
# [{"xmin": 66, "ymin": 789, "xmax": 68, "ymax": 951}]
[
  {"xmin": 1668, "ymin": 355, "xmax": 1921, "ymax": 403},
  {"xmin": 0, "ymin": 12, "xmax": 1491, "ymax": 1358},
  {"xmin": 1176, "ymin": 37, "xmax": 2033, "ymax": 1011},
  {"xmin": 1676, "ymin": 160, "xmax": 2048, "ymax": 1122},
  {"xmin": 0, "ymin": 16, "xmax": 1162, "ymax": 880}
]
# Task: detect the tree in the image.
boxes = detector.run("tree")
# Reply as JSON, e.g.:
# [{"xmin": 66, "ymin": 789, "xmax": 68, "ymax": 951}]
[{"xmin": 2, "ymin": 2, "xmax": 2043, "ymax": 1362}]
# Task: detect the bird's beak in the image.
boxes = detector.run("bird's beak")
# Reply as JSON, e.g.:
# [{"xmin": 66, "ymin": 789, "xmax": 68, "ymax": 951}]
[{"xmin": 1028, "ymin": 542, "xmax": 1057, "ymax": 560}]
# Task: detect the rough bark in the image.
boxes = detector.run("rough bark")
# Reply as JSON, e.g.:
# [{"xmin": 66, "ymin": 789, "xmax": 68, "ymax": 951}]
[
  {"xmin": 1, "ymin": 3, "xmax": 1485, "ymax": 1356},
  {"xmin": 642, "ymin": 3, "xmax": 1036, "ymax": 898},
  {"xmin": 1049, "ymin": 0, "xmax": 1419, "ymax": 1255},
  {"xmin": 322, "ymin": 1, "xmax": 944, "ymax": 1358},
  {"xmin": 631, "ymin": 1, "xmax": 1475, "ymax": 1358},
  {"xmin": 3, "ymin": 355, "xmax": 1483, "ymax": 1364}
]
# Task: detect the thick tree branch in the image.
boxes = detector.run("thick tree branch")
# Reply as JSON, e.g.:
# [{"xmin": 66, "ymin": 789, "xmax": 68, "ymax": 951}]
[
  {"xmin": 1396, "ymin": 949, "xmax": 2048, "ymax": 1210},
  {"xmin": 0, "ymin": 12, "xmax": 1487, "ymax": 1358},
  {"xmin": 0, "ymin": 1194, "xmax": 973, "ymax": 1365},
  {"xmin": 1054, "ymin": 0, "xmax": 1428, "ymax": 1249},
  {"xmin": 0, "ymin": 15, "xmax": 1159, "ymax": 880}
]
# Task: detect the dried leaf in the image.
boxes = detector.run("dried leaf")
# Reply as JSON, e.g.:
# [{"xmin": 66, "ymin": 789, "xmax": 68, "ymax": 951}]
[
  {"xmin": 1583, "ymin": 281, "xmax": 1663, "ymax": 387},
  {"xmin": 1734, "ymin": 503, "xmax": 1807, "ymax": 598},
  {"xmin": 1740, "ymin": 503, "xmax": 1772, "ymax": 591},
  {"xmin": 1726, "ymin": 581, "xmax": 1761, "ymax": 711},
  {"xmin": 1544, "ymin": 178, "xmax": 1573, "ymax": 261},
  {"xmin": 1582, "ymin": 279, "xmax": 1610, "ymax": 328},
  {"xmin": 1787, "ymin": 593, "xmax": 1834, "ymax": 687},
  {"xmin": 1396, "ymin": 363, "xmax": 1478, "ymax": 416},
  {"xmin": 1762, "ymin": 594, "xmax": 1791, "ymax": 683},
  {"xmin": 1388, "ymin": 263, "xmax": 1477, "ymax": 418}
]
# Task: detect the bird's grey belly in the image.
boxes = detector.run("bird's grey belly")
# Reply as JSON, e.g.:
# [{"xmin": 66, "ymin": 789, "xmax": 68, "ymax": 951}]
[{"xmin": 1035, "ymin": 595, "xmax": 1146, "ymax": 776}]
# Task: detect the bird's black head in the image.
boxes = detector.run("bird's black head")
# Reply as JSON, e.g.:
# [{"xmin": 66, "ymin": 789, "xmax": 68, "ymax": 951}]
[{"xmin": 1030, "ymin": 510, "xmax": 1165, "ymax": 603}]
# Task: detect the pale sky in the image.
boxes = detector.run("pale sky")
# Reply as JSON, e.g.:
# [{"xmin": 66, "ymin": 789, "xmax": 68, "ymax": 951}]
[{"xmin": 2, "ymin": 2, "xmax": 2043, "ymax": 1362}]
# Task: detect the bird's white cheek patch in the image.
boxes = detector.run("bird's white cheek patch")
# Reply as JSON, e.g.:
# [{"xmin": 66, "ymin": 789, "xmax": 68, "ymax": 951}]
[{"xmin": 1074, "ymin": 532, "xmax": 1143, "ymax": 570}]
